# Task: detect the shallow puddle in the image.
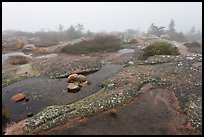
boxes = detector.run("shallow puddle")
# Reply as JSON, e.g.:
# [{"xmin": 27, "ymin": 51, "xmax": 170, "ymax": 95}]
[
  {"xmin": 118, "ymin": 48, "xmax": 135, "ymax": 55},
  {"xmin": 2, "ymin": 64, "xmax": 123, "ymax": 123},
  {"xmin": 35, "ymin": 53, "xmax": 58, "ymax": 59}
]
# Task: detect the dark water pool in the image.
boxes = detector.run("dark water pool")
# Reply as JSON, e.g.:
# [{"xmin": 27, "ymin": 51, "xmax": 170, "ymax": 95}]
[{"xmin": 2, "ymin": 64, "xmax": 123, "ymax": 123}]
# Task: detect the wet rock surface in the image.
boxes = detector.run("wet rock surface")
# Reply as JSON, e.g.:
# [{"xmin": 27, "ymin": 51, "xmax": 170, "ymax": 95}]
[
  {"xmin": 2, "ymin": 45, "xmax": 202, "ymax": 135},
  {"xmin": 47, "ymin": 88, "xmax": 195, "ymax": 135}
]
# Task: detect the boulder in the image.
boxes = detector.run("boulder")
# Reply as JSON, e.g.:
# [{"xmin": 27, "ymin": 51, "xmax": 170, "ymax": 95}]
[
  {"xmin": 128, "ymin": 61, "xmax": 134, "ymax": 65},
  {"xmin": 67, "ymin": 74, "xmax": 78, "ymax": 83},
  {"xmin": 67, "ymin": 74, "xmax": 86, "ymax": 83},
  {"xmin": 67, "ymin": 74, "xmax": 88, "ymax": 92},
  {"xmin": 77, "ymin": 74, "xmax": 87, "ymax": 82},
  {"xmin": 11, "ymin": 93, "xmax": 26, "ymax": 102},
  {"xmin": 22, "ymin": 44, "xmax": 36, "ymax": 52},
  {"xmin": 108, "ymin": 83, "xmax": 115, "ymax": 89},
  {"xmin": 79, "ymin": 81, "xmax": 88, "ymax": 87},
  {"xmin": 67, "ymin": 83, "xmax": 81, "ymax": 93}
]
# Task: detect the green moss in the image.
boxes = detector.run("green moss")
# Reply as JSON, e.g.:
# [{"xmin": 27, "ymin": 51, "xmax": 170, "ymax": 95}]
[{"xmin": 2, "ymin": 64, "xmax": 38, "ymax": 88}]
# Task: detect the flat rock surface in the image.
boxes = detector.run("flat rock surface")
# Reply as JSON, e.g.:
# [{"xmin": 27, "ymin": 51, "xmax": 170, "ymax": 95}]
[{"xmin": 46, "ymin": 87, "xmax": 198, "ymax": 135}]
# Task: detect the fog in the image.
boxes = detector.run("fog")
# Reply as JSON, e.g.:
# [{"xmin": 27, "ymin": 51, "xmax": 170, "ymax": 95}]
[{"xmin": 2, "ymin": 2, "xmax": 202, "ymax": 33}]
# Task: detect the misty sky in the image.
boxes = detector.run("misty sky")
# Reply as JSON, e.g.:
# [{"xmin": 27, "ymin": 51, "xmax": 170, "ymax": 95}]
[{"xmin": 2, "ymin": 2, "xmax": 202, "ymax": 33}]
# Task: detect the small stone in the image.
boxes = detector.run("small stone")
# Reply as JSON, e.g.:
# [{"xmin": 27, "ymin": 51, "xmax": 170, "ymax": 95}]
[
  {"xmin": 67, "ymin": 74, "xmax": 78, "ymax": 82},
  {"xmin": 123, "ymin": 64, "xmax": 128, "ymax": 67},
  {"xmin": 25, "ymin": 98, "xmax": 30, "ymax": 102},
  {"xmin": 67, "ymin": 83, "xmax": 81, "ymax": 93},
  {"xmin": 62, "ymin": 89, "xmax": 67, "ymax": 93},
  {"xmin": 11, "ymin": 93, "xmax": 26, "ymax": 102},
  {"xmin": 186, "ymin": 56, "xmax": 194, "ymax": 60},
  {"xmin": 128, "ymin": 61, "xmax": 134, "ymax": 65},
  {"xmin": 79, "ymin": 81, "xmax": 88, "ymax": 87},
  {"xmin": 177, "ymin": 62, "xmax": 183, "ymax": 66},
  {"xmin": 108, "ymin": 83, "xmax": 115, "ymax": 89},
  {"xmin": 77, "ymin": 74, "xmax": 87, "ymax": 82},
  {"xmin": 27, "ymin": 112, "xmax": 33, "ymax": 117}
]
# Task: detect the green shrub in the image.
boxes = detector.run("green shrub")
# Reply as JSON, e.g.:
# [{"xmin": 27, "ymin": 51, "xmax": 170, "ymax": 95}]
[
  {"xmin": 61, "ymin": 34, "xmax": 121, "ymax": 54},
  {"xmin": 143, "ymin": 41, "xmax": 180, "ymax": 57}
]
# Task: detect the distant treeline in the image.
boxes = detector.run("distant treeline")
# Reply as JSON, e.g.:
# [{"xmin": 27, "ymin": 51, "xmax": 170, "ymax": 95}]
[
  {"xmin": 2, "ymin": 23, "xmax": 93, "ymax": 44},
  {"xmin": 2, "ymin": 20, "xmax": 202, "ymax": 44},
  {"xmin": 147, "ymin": 19, "xmax": 202, "ymax": 42}
]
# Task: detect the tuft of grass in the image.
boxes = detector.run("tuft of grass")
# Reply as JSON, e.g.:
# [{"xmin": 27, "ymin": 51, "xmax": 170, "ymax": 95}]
[
  {"xmin": 109, "ymin": 108, "xmax": 118, "ymax": 118},
  {"xmin": 2, "ymin": 105, "xmax": 8, "ymax": 120},
  {"xmin": 143, "ymin": 41, "xmax": 180, "ymax": 58},
  {"xmin": 78, "ymin": 118, "xmax": 88, "ymax": 126},
  {"xmin": 61, "ymin": 34, "xmax": 121, "ymax": 54}
]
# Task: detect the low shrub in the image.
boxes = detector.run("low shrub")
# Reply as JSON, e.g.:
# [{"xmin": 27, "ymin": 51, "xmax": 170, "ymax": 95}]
[
  {"xmin": 34, "ymin": 47, "xmax": 49, "ymax": 54},
  {"xmin": 143, "ymin": 41, "xmax": 180, "ymax": 58},
  {"xmin": 184, "ymin": 41, "xmax": 201, "ymax": 48},
  {"xmin": 128, "ymin": 38, "xmax": 138, "ymax": 44},
  {"xmin": 61, "ymin": 34, "xmax": 121, "ymax": 54},
  {"xmin": 8, "ymin": 55, "xmax": 31, "ymax": 65}
]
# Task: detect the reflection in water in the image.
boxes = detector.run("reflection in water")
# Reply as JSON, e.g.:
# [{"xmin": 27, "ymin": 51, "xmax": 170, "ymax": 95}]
[{"xmin": 118, "ymin": 49, "xmax": 135, "ymax": 55}]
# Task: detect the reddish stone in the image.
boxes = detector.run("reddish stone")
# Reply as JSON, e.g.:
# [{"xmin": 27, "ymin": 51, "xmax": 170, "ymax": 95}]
[
  {"xmin": 11, "ymin": 93, "xmax": 26, "ymax": 102},
  {"xmin": 67, "ymin": 83, "xmax": 81, "ymax": 93}
]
